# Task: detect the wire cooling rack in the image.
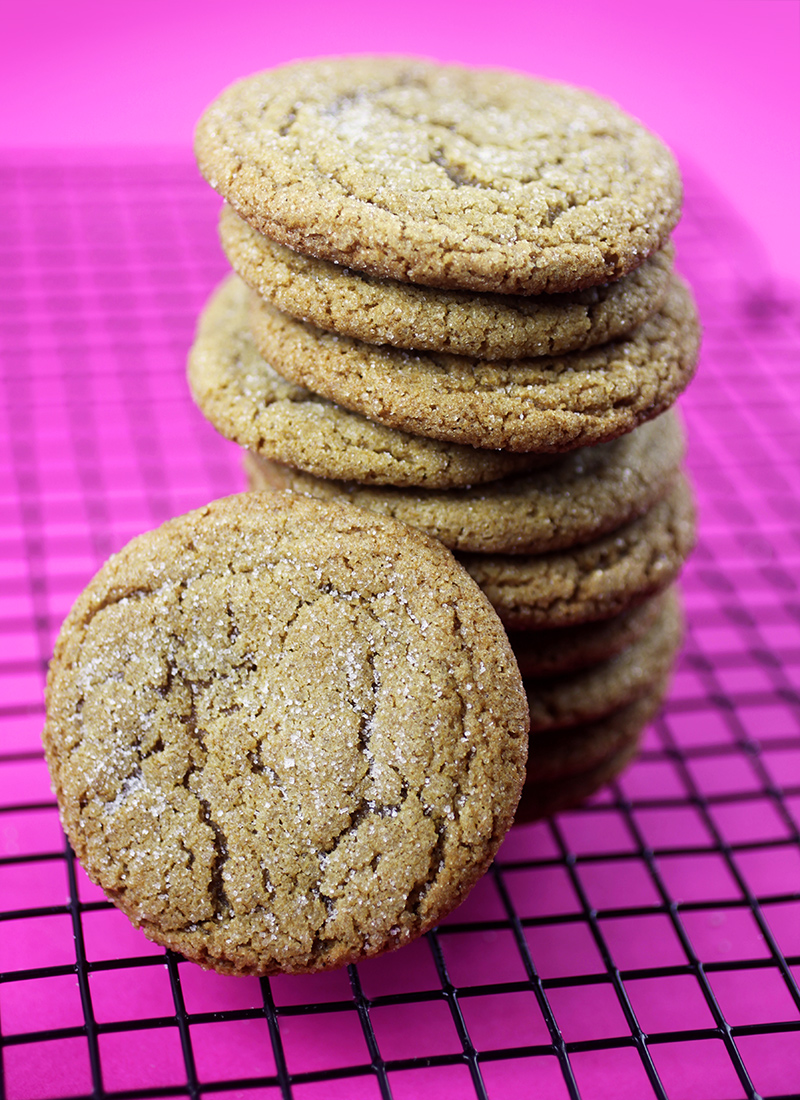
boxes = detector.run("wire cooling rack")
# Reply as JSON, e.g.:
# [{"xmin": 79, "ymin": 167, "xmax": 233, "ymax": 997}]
[{"xmin": 0, "ymin": 150, "xmax": 799, "ymax": 1100}]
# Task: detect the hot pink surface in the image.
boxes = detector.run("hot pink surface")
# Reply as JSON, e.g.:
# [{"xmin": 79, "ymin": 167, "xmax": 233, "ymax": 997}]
[
  {"xmin": 2, "ymin": 0, "xmax": 799, "ymax": 283},
  {"xmin": 0, "ymin": 150, "xmax": 799, "ymax": 1096}
]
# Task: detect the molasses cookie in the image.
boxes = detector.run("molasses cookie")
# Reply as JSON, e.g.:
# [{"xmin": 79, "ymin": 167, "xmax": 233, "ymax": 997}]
[
  {"xmin": 189, "ymin": 276, "xmax": 541, "ymax": 487},
  {"xmin": 461, "ymin": 475, "xmax": 696, "ymax": 628},
  {"xmin": 244, "ymin": 410, "xmax": 685, "ymax": 554},
  {"xmin": 524, "ymin": 677, "xmax": 669, "ymax": 790},
  {"xmin": 524, "ymin": 587, "xmax": 682, "ymax": 732},
  {"xmin": 515, "ymin": 688, "xmax": 662, "ymax": 822},
  {"xmin": 43, "ymin": 492, "xmax": 529, "ymax": 975},
  {"xmin": 507, "ymin": 592, "xmax": 667, "ymax": 677},
  {"xmin": 221, "ymin": 205, "xmax": 675, "ymax": 359},
  {"xmin": 248, "ymin": 276, "xmax": 700, "ymax": 453},
  {"xmin": 195, "ymin": 56, "xmax": 682, "ymax": 294}
]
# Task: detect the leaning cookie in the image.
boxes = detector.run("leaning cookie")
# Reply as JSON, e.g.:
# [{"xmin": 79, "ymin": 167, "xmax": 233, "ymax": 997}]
[
  {"xmin": 221, "ymin": 205, "xmax": 675, "ymax": 359},
  {"xmin": 189, "ymin": 276, "xmax": 543, "ymax": 488},
  {"xmin": 43, "ymin": 492, "xmax": 528, "ymax": 976},
  {"xmin": 196, "ymin": 56, "xmax": 681, "ymax": 294},
  {"xmin": 244, "ymin": 410, "xmax": 684, "ymax": 555},
  {"xmin": 248, "ymin": 276, "xmax": 700, "ymax": 453},
  {"xmin": 461, "ymin": 475, "xmax": 696, "ymax": 629}
]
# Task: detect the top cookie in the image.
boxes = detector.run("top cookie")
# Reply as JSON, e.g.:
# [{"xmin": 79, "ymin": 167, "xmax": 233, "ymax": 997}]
[
  {"xmin": 43, "ymin": 492, "xmax": 528, "ymax": 976},
  {"xmin": 195, "ymin": 56, "xmax": 682, "ymax": 295}
]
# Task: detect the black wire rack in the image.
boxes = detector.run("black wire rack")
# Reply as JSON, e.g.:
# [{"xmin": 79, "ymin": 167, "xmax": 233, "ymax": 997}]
[{"xmin": 0, "ymin": 150, "xmax": 799, "ymax": 1100}]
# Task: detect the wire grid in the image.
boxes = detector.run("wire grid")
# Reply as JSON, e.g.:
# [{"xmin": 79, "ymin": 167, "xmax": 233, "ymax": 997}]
[{"xmin": 0, "ymin": 150, "xmax": 799, "ymax": 1100}]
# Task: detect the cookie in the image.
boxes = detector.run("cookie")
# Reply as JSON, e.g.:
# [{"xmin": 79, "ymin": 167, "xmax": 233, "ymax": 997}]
[
  {"xmin": 221, "ymin": 205, "xmax": 675, "ymax": 359},
  {"xmin": 461, "ymin": 474, "xmax": 696, "ymax": 628},
  {"xmin": 195, "ymin": 57, "xmax": 682, "ymax": 294},
  {"xmin": 43, "ymin": 492, "xmax": 528, "ymax": 975},
  {"xmin": 524, "ymin": 676, "xmax": 669, "ymax": 790},
  {"xmin": 244, "ymin": 409, "xmax": 685, "ymax": 554},
  {"xmin": 189, "ymin": 276, "xmax": 543, "ymax": 488},
  {"xmin": 524, "ymin": 587, "xmax": 682, "ymax": 732},
  {"xmin": 507, "ymin": 592, "xmax": 667, "ymax": 677},
  {"xmin": 248, "ymin": 275, "xmax": 700, "ymax": 453},
  {"xmin": 515, "ymin": 704, "xmax": 653, "ymax": 822}
]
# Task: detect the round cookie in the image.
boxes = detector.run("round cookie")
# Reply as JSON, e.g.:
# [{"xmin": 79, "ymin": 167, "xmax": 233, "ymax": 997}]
[
  {"xmin": 524, "ymin": 587, "xmax": 682, "ymax": 732},
  {"xmin": 461, "ymin": 474, "xmax": 696, "ymax": 629},
  {"xmin": 244, "ymin": 410, "xmax": 685, "ymax": 555},
  {"xmin": 248, "ymin": 276, "xmax": 700, "ymax": 453},
  {"xmin": 221, "ymin": 205, "xmax": 675, "ymax": 360},
  {"xmin": 189, "ymin": 276, "xmax": 543, "ymax": 488},
  {"xmin": 195, "ymin": 56, "xmax": 682, "ymax": 295},
  {"xmin": 508, "ymin": 591, "xmax": 668, "ymax": 677},
  {"xmin": 43, "ymin": 492, "xmax": 529, "ymax": 976}
]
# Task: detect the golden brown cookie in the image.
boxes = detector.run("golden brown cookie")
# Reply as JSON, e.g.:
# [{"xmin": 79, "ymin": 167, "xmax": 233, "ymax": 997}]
[
  {"xmin": 195, "ymin": 57, "xmax": 682, "ymax": 294},
  {"xmin": 524, "ymin": 587, "xmax": 682, "ymax": 732},
  {"xmin": 248, "ymin": 276, "xmax": 700, "ymax": 453},
  {"xmin": 43, "ymin": 492, "xmax": 528, "ymax": 975},
  {"xmin": 244, "ymin": 410, "xmax": 685, "ymax": 554},
  {"xmin": 507, "ymin": 592, "xmax": 667, "ymax": 677},
  {"xmin": 189, "ymin": 276, "xmax": 543, "ymax": 488},
  {"xmin": 461, "ymin": 474, "xmax": 696, "ymax": 628},
  {"xmin": 221, "ymin": 205, "xmax": 675, "ymax": 359}
]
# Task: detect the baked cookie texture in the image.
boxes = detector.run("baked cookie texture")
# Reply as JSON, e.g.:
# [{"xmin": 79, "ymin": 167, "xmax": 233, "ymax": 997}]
[
  {"xmin": 221, "ymin": 205, "xmax": 675, "ymax": 359},
  {"xmin": 43, "ymin": 493, "xmax": 529, "ymax": 975},
  {"xmin": 195, "ymin": 56, "xmax": 682, "ymax": 294},
  {"xmin": 248, "ymin": 275, "xmax": 700, "ymax": 453},
  {"xmin": 189, "ymin": 275, "xmax": 540, "ymax": 488},
  {"xmin": 461, "ymin": 475, "xmax": 696, "ymax": 629},
  {"xmin": 516, "ymin": 682, "xmax": 666, "ymax": 821},
  {"xmin": 243, "ymin": 408, "xmax": 685, "ymax": 554},
  {"xmin": 43, "ymin": 57, "xmax": 701, "ymax": 979}
]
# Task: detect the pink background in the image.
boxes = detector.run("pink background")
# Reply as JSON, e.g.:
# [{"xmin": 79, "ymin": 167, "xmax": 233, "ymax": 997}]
[{"xmin": 2, "ymin": 0, "xmax": 799, "ymax": 283}]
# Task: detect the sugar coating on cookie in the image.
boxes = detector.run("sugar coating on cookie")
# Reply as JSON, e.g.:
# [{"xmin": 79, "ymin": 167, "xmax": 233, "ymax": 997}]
[
  {"xmin": 220, "ymin": 205, "xmax": 675, "ymax": 359},
  {"xmin": 43, "ymin": 492, "xmax": 528, "ymax": 975},
  {"xmin": 462, "ymin": 474, "xmax": 696, "ymax": 628},
  {"xmin": 523, "ymin": 586, "xmax": 683, "ymax": 731},
  {"xmin": 507, "ymin": 591, "xmax": 667, "ymax": 677},
  {"xmin": 195, "ymin": 56, "xmax": 682, "ymax": 294}
]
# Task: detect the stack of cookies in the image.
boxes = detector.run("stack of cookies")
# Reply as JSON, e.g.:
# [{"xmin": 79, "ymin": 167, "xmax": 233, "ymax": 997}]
[{"xmin": 190, "ymin": 56, "xmax": 700, "ymax": 820}]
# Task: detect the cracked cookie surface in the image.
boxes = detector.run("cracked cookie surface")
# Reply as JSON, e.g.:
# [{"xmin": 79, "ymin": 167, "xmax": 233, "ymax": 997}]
[
  {"xmin": 43, "ymin": 492, "xmax": 528, "ymax": 975},
  {"xmin": 221, "ymin": 205, "xmax": 675, "ymax": 359},
  {"xmin": 248, "ymin": 275, "xmax": 700, "ymax": 453},
  {"xmin": 195, "ymin": 56, "xmax": 682, "ymax": 294},
  {"xmin": 189, "ymin": 275, "xmax": 541, "ymax": 487}
]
